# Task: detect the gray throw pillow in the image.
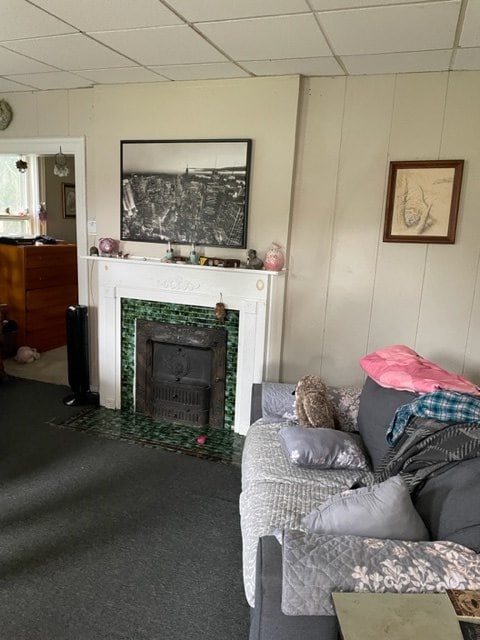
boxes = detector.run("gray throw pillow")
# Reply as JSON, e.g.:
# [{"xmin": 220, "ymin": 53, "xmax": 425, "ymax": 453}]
[
  {"xmin": 278, "ymin": 425, "xmax": 369, "ymax": 470},
  {"xmin": 302, "ymin": 475, "xmax": 429, "ymax": 541}
]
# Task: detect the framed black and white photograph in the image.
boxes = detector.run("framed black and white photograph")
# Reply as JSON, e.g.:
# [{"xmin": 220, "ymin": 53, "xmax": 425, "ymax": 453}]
[{"xmin": 121, "ymin": 139, "xmax": 252, "ymax": 248}]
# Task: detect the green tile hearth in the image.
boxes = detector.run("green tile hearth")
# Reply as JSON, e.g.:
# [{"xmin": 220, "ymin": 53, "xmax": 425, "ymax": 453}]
[{"xmin": 61, "ymin": 407, "xmax": 244, "ymax": 465}]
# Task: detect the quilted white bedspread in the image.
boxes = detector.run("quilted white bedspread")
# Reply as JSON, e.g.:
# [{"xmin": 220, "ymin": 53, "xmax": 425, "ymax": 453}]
[{"xmin": 240, "ymin": 421, "xmax": 373, "ymax": 607}]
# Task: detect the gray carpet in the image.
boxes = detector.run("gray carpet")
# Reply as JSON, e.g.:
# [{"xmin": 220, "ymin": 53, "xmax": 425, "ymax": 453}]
[{"xmin": 0, "ymin": 377, "xmax": 249, "ymax": 639}]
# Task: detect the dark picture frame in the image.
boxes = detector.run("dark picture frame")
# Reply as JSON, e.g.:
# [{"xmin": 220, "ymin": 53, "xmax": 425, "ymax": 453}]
[
  {"xmin": 62, "ymin": 183, "xmax": 76, "ymax": 218},
  {"xmin": 383, "ymin": 159, "xmax": 464, "ymax": 244},
  {"xmin": 121, "ymin": 139, "xmax": 252, "ymax": 248}
]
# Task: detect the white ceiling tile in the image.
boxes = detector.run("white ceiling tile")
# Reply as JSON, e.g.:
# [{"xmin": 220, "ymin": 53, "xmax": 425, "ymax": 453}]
[
  {"xmin": 317, "ymin": 1, "xmax": 461, "ymax": 55},
  {"xmin": 165, "ymin": 0, "xmax": 309, "ymax": 22},
  {"xmin": 149, "ymin": 62, "xmax": 249, "ymax": 81},
  {"xmin": 459, "ymin": 0, "xmax": 480, "ymax": 47},
  {"xmin": 31, "ymin": 0, "xmax": 182, "ymax": 32},
  {"xmin": 309, "ymin": 0, "xmax": 430, "ymax": 8},
  {"xmin": 0, "ymin": 46, "xmax": 57, "ymax": 75},
  {"xmin": 76, "ymin": 67, "xmax": 169, "ymax": 84},
  {"xmin": 243, "ymin": 56, "xmax": 344, "ymax": 76},
  {"xmin": 6, "ymin": 71, "xmax": 93, "ymax": 90},
  {"xmin": 343, "ymin": 49, "xmax": 453, "ymax": 75},
  {"xmin": 94, "ymin": 26, "xmax": 227, "ymax": 66},
  {"xmin": 197, "ymin": 14, "xmax": 331, "ymax": 60},
  {"xmin": 0, "ymin": 77, "xmax": 37, "ymax": 92},
  {"xmin": 0, "ymin": 1, "xmax": 77, "ymax": 41},
  {"xmin": 453, "ymin": 47, "xmax": 480, "ymax": 70},
  {"xmin": 0, "ymin": 0, "xmax": 476, "ymax": 86},
  {"xmin": 4, "ymin": 34, "xmax": 135, "ymax": 70}
]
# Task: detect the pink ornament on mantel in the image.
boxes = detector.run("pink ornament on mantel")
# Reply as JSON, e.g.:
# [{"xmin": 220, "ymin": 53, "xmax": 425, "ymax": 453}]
[{"xmin": 263, "ymin": 243, "xmax": 285, "ymax": 271}]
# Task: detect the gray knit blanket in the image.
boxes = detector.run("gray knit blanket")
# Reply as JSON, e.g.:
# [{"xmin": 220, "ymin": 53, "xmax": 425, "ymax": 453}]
[{"xmin": 375, "ymin": 416, "xmax": 480, "ymax": 490}]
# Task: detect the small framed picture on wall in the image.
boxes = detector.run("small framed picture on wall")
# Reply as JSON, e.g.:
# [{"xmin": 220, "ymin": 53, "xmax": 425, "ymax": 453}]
[
  {"xmin": 62, "ymin": 183, "xmax": 76, "ymax": 218},
  {"xmin": 383, "ymin": 159, "xmax": 464, "ymax": 244}
]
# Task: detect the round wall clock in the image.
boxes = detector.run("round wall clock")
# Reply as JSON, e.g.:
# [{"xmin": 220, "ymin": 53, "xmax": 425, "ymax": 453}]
[{"xmin": 0, "ymin": 100, "xmax": 13, "ymax": 130}]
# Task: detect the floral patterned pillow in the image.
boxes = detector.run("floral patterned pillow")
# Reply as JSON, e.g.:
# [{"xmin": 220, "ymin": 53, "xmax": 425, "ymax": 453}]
[
  {"xmin": 278, "ymin": 425, "xmax": 369, "ymax": 470},
  {"xmin": 326, "ymin": 385, "xmax": 362, "ymax": 432}
]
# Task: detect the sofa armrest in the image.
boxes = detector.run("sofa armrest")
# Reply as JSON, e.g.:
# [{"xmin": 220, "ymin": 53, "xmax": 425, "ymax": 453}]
[
  {"xmin": 250, "ymin": 382, "xmax": 296, "ymax": 424},
  {"xmin": 281, "ymin": 529, "xmax": 480, "ymax": 616},
  {"xmin": 250, "ymin": 383, "xmax": 263, "ymax": 424},
  {"xmin": 250, "ymin": 536, "xmax": 338, "ymax": 640}
]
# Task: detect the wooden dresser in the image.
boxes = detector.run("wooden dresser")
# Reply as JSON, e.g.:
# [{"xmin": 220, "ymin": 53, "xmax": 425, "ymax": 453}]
[{"xmin": 0, "ymin": 243, "xmax": 78, "ymax": 353}]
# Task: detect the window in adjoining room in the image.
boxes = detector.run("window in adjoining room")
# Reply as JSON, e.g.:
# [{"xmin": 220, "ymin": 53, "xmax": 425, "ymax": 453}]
[{"xmin": 0, "ymin": 154, "xmax": 38, "ymax": 236}]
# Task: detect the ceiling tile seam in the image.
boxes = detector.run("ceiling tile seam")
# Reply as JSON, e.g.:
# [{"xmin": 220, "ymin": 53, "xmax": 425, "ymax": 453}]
[
  {"xmin": 0, "ymin": 76, "xmax": 37, "ymax": 89},
  {"xmin": 159, "ymin": 0, "xmax": 315, "ymax": 25},
  {"xmin": 308, "ymin": 2, "xmax": 347, "ymax": 74},
  {"xmin": 81, "ymin": 25, "xmax": 249, "ymax": 79},
  {"xmin": 0, "ymin": 43, "xmax": 66, "ymax": 74},
  {"xmin": 453, "ymin": 0, "xmax": 470, "ymax": 49},
  {"xmin": 3, "ymin": 70, "xmax": 95, "ymax": 89},
  {"xmin": 157, "ymin": 1, "xmax": 256, "ymax": 77},
  {"xmin": 25, "ymin": 0, "xmax": 85, "ymax": 34},
  {"xmin": 313, "ymin": 1, "xmax": 461, "ymax": 15},
  {"xmin": 80, "ymin": 32, "xmax": 173, "ymax": 80}
]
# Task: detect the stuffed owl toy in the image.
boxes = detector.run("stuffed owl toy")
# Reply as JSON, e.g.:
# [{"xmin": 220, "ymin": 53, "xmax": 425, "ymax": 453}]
[
  {"xmin": 294, "ymin": 374, "xmax": 336, "ymax": 429},
  {"xmin": 15, "ymin": 346, "xmax": 40, "ymax": 364}
]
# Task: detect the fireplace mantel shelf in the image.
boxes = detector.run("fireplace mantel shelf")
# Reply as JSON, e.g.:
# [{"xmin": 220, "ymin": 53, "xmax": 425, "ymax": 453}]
[
  {"xmin": 90, "ymin": 254, "xmax": 286, "ymax": 435},
  {"xmin": 84, "ymin": 255, "xmax": 285, "ymax": 277}
]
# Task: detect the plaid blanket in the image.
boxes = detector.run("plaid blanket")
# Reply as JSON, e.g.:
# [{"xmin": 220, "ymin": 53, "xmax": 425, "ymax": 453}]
[
  {"xmin": 376, "ymin": 415, "xmax": 480, "ymax": 492},
  {"xmin": 386, "ymin": 390, "xmax": 480, "ymax": 445}
]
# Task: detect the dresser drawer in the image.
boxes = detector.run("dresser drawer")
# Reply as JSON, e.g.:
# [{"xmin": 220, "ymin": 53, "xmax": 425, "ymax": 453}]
[
  {"xmin": 25, "ymin": 265, "xmax": 77, "ymax": 290},
  {"xmin": 26, "ymin": 284, "xmax": 78, "ymax": 311},
  {"xmin": 23, "ymin": 245, "xmax": 77, "ymax": 269}
]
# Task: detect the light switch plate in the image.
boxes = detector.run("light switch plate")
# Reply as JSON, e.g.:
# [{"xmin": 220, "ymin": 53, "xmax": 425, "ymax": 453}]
[{"xmin": 87, "ymin": 219, "xmax": 96, "ymax": 234}]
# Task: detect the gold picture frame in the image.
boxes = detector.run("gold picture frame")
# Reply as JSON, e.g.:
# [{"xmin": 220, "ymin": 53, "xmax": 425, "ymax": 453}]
[{"xmin": 383, "ymin": 160, "xmax": 464, "ymax": 244}]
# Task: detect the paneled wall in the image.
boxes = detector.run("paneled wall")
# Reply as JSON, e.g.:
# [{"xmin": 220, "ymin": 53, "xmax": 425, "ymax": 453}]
[
  {"xmin": 1, "ymin": 71, "xmax": 479, "ymax": 388},
  {"xmin": 284, "ymin": 71, "xmax": 480, "ymax": 386}
]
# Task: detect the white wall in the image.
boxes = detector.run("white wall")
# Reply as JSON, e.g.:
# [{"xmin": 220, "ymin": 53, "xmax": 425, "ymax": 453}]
[
  {"xmin": 284, "ymin": 71, "xmax": 480, "ymax": 386},
  {"xmin": 1, "ymin": 71, "xmax": 479, "ymax": 389},
  {"xmin": 89, "ymin": 77, "xmax": 300, "ymax": 261}
]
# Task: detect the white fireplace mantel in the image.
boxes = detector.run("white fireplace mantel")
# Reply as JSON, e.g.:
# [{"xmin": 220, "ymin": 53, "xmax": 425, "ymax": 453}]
[{"xmin": 87, "ymin": 256, "xmax": 286, "ymax": 435}]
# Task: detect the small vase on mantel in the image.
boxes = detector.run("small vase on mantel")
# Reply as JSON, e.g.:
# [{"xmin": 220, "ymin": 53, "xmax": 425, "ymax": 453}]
[{"xmin": 263, "ymin": 242, "xmax": 285, "ymax": 271}]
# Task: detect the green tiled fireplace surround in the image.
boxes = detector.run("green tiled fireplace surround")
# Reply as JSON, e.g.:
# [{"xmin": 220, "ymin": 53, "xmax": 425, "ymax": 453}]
[{"xmin": 120, "ymin": 298, "xmax": 240, "ymax": 430}]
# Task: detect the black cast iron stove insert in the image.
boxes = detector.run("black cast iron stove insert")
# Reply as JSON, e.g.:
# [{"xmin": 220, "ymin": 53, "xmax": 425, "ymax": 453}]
[{"xmin": 135, "ymin": 320, "xmax": 227, "ymax": 428}]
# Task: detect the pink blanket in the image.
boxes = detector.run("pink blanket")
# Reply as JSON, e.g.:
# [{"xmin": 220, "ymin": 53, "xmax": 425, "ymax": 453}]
[{"xmin": 360, "ymin": 345, "xmax": 480, "ymax": 395}]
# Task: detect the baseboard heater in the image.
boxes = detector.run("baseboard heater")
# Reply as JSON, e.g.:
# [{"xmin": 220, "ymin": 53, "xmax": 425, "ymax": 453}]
[{"xmin": 63, "ymin": 304, "xmax": 99, "ymax": 407}]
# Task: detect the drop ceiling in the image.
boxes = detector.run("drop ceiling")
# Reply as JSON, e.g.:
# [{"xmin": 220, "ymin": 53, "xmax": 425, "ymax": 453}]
[{"xmin": 0, "ymin": 0, "xmax": 478, "ymax": 93}]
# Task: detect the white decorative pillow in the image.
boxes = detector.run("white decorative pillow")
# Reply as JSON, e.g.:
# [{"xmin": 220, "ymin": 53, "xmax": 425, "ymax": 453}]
[
  {"xmin": 278, "ymin": 425, "xmax": 369, "ymax": 470},
  {"xmin": 302, "ymin": 475, "xmax": 429, "ymax": 541}
]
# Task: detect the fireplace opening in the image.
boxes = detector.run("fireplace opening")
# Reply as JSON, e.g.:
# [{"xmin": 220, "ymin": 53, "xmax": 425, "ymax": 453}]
[{"xmin": 135, "ymin": 320, "xmax": 227, "ymax": 428}]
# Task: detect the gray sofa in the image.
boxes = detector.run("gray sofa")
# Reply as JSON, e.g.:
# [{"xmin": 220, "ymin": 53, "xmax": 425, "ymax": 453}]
[{"xmin": 242, "ymin": 378, "xmax": 480, "ymax": 640}]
